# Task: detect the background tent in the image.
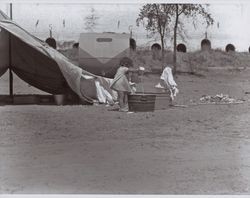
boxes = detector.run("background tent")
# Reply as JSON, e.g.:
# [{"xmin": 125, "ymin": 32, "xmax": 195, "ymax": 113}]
[{"xmin": 79, "ymin": 32, "xmax": 131, "ymax": 78}]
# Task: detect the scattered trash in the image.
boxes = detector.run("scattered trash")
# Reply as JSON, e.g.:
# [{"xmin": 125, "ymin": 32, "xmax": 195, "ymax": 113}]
[{"xmin": 199, "ymin": 94, "xmax": 244, "ymax": 104}]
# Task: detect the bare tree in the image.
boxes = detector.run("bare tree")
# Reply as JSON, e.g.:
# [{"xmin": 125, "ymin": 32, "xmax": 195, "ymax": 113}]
[
  {"xmin": 137, "ymin": 4, "xmax": 214, "ymax": 73},
  {"xmin": 84, "ymin": 8, "xmax": 100, "ymax": 32},
  {"xmin": 171, "ymin": 4, "xmax": 214, "ymax": 74},
  {"xmin": 136, "ymin": 4, "xmax": 173, "ymax": 71}
]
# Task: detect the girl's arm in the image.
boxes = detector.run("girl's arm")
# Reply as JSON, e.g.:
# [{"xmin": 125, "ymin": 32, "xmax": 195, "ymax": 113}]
[
  {"xmin": 127, "ymin": 68, "xmax": 139, "ymax": 73},
  {"xmin": 127, "ymin": 67, "xmax": 146, "ymax": 73}
]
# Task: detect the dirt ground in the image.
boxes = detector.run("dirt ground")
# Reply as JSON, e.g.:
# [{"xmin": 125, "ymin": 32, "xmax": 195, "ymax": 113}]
[{"xmin": 1, "ymin": 68, "xmax": 250, "ymax": 194}]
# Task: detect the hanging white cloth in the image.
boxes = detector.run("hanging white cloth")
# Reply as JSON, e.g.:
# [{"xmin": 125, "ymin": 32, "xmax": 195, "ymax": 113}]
[
  {"xmin": 95, "ymin": 80, "xmax": 115, "ymax": 105},
  {"xmin": 156, "ymin": 66, "xmax": 179, "ymax": 100},
  {"xmin": 160, "ymin": 66, "xmax": 177, "ymax": 88}
]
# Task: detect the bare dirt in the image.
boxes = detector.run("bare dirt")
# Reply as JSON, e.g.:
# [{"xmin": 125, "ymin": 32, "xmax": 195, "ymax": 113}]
[{"xmin": 1, "ymin": 66, "xmax": 250, "ymax": 194}]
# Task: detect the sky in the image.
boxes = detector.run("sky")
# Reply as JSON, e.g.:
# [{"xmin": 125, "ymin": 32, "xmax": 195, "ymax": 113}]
[{"xmin": 0, "ymin": 2, "xmax": 250, "ymax": 51}]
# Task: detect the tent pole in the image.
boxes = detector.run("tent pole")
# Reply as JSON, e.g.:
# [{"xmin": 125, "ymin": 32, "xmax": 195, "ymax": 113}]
[{"xmin": 9, "ymin": 3, "xmax": 13, "ymax": 96}]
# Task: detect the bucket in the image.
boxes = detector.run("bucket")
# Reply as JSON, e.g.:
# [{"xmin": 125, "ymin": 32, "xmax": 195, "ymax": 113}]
[
  {"xmin": 128, "ymin": 94, "xmax": 156, "ymax": 112},
  {"xmin": 54, "ymin": 94, "xmax": 65, "ymax": 105}
]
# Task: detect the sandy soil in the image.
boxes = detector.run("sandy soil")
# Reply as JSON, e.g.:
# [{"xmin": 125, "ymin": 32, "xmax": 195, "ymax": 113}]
[{"xmin": 1, "ymin": 68, "xmax": 250, "ymax": 194}]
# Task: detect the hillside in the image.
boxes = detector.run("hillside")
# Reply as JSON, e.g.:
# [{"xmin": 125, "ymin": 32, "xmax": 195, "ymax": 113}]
[{"xmin": 62, "ymin": 48, "xmax": 250, "ymax": 74}]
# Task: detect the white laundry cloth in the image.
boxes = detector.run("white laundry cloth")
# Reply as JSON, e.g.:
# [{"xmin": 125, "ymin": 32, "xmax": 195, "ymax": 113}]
[
  {"xmin": 159, "ymin": 66, "xmax": 179, "ymax": 100},
  {"xmin": 160, "ymin": 66, "xmax": 177, "ymax": 88},
  {"xmin": 95, "ymin": 80, "xmax": 115, "ymax": 105}
]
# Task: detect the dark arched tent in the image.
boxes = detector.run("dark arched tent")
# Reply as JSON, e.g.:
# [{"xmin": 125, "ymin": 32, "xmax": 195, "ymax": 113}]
[
  {"xmin": 201, "ymin": 39, "xmax": 211, "ymax": 50},
  {"xmin": 177, "ymin": 43, "xmax": 187, "ymax": 53},
  {"xmin": 225, "ymin": 44, "xmax": 235, "ymax": 52},
  {"xmin": 0, "ymin": 10, "xmax": 113, "ymax": 103},
  {"xmin": 0, "ymin": 10, "xmax": 9, "ymax": 77}
]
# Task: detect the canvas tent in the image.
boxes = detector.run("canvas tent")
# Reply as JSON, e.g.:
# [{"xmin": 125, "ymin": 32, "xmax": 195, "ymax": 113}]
[
  {"xmin": 0, "ymin": 10, "xmax": 10, "ymax": 77},
  {"xmin": 0, "ymin": 10, "xmax": 114, "ymax": 103},
  {"xmin": 79, "ymin": 32, "xmax": 131, "ymax": 78}
]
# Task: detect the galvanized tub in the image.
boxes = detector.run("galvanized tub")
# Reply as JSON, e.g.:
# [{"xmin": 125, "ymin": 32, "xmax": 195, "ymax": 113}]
[
  {"xmin": 128, "ymin": 94, "xmax": 156, "ymax": 112},
  {"xmin": 132, "ymin": 91, "xmax": 171, "ymax": 111},
  {"xmin": 153, "ymin": 92, "xmax": 171, "ymax": 110}
]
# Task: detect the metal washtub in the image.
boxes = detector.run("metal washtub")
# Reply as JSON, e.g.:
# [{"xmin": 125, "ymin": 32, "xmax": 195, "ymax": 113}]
[{"xmin": 128, "ymin": 94, "xmax": 156, "ymax": 112}]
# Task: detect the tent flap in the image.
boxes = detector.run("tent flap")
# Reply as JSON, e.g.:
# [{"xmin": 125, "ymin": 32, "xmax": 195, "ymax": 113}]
[
  {"xmin": 0, "ymin": 18, "xmax": 113, "ymax": 103},
  {"xmin": 0, "ymin": 27, "xmax": 10, "ymax": 77}
]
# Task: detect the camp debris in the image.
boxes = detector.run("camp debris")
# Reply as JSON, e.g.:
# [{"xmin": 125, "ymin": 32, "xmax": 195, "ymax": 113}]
[{"xmin": 199, "ymin": 94, "xmax": 244, "ymax": 104}]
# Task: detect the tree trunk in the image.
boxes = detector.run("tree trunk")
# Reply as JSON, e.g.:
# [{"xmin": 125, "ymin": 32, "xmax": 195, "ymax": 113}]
[{"xmin": 173, "ymin": 5, "xmax": 179, "ymax": 75}]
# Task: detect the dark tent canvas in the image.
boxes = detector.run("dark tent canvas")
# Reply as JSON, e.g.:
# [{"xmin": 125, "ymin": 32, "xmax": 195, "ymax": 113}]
[
  {"xmin": 0, "ymin": 10, "xmax": 10, "ymax": 77},
  {"xmin": 0, "ymin": 12, "xmax": 114, "ymax": 103}
]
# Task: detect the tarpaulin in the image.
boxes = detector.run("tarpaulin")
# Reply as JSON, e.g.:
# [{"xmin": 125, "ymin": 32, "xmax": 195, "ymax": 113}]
[
  {"xmin": 0, "ymin": 27, "xmax": 9, "ymax": 77},
  {"xmin": 0, "ymin": 11, "xmax": 10, "ymax": 77},
  {"xmin": 0, "ymin": 18, "xmax": 114, "ymax": 103}
]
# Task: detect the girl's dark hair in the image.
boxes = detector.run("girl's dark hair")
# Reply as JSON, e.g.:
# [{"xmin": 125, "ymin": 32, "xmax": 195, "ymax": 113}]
[{"xmin": 120, "ymin": 57, "xmax": 133, "ymax": 68}]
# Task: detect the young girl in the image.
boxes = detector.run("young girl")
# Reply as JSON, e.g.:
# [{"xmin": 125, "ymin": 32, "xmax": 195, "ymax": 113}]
[{"xmin": 110, "ymin": 57, "xmax": 136, "ymax": 112}]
